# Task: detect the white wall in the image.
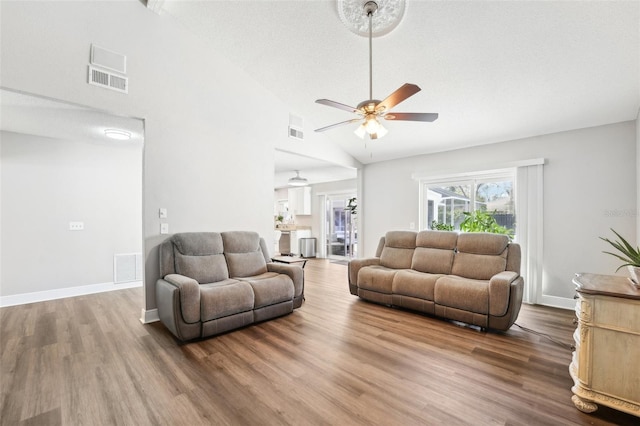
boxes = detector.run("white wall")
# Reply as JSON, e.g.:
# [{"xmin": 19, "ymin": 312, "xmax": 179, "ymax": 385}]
[
  {"xmin": 0, "ymin": 1, "xmax": 357, "ymax": 314},
  {"xmin": 1, "ymin": 131, "xmax": 142, "ymax": 295},
  {"xmin": 362, "ymin": 121, "xmax": 636, "ymax": 301}
]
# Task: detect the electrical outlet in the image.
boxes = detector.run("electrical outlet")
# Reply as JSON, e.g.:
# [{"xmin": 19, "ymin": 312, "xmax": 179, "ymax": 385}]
[
  {"xmin": 409, "ymin": 222, "xmax": 415, "ymax": 230},
  {"xmin": 159, "ymin": 208, "xmax": 167, "ymax": 219},
  {"xmin": 69, "ymin": 221, "xmax": 84, "ymax": 231}
]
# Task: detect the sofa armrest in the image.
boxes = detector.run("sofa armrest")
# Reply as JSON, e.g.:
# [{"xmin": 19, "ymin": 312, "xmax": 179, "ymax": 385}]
[
  {"xmin": 348, "ymin": 258, "xmax": 380, "ymax": 287},
  {"xmin": 267, "ymin": 263, "xmax": 304, "ymax": 298},
  {"xmin": 489, "ymin": 271, "xmax": 519, "ymax": 316},
  {"xmin": 163, "ymin": 274, "xmax": 201, "ymax": 324}
]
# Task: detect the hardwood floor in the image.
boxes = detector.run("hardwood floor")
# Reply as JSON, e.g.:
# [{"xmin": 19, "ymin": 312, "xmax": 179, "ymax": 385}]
[{"xmin": 1, "ymin": 259, "xmax": 638, "ymax": 425}]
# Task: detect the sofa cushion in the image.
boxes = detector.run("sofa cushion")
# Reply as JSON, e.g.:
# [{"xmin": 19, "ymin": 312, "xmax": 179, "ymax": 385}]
[
  {"xmin": 434, "ymin": 276, "xmax": 490, "ymax": 314},
  {"xmin": 451, "ymin": 233, "xmax": 509, "ymax": 280},
  {"xmin": 358, "ymin": 265, "xmax": 399, "ymax": 294},
  {"xmin": 416, "ymin": 230, "xmax": 458, "ymax": 249},
  {"xmin": 169, "ymin": 232, "xmax": 229, "ymax": 283},
  {"xmin": 221, "ymin": 231, "xmax": 268, "ymax": 277},
  {"xmin": 411, "ymin": 248, "xmax": 455, "ymax": 275},
  {"xmin": 238, "ymin": 272, "xmax": 294, "ymax": 309},
  {"xmin": 410, "ymin": 231, "xmax": 457, "ymax": 274},
  {"xmin": 392, "ymin": 270, "xmax": 442, "ymax": 301},
  {"xmin": 175, "ymin": 252, "xmax": 230, "ymax": 284},
  {"xmin": 455, "ymin": 232, "xmax": 509, "ymax": 255},
  {"xmin": 173, "ymin": 232, "xmax": 224, "ymax": 255},
  {"xmin": 379, "ymin": 231, "xmax": 416, "ymax": 269},
  {"xmin": 200, "ymin": 279, "xmax": 254, "ymax": 322},
  {"xmin": 221, "ymin": 231, "xmax": 262, "ymax": 253},
  {"xmin": 226, "ymin": 252, "xmax": 268, "ymax": 278}
]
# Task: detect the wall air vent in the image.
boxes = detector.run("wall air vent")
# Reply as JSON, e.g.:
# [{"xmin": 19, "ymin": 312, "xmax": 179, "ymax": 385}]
[
  {"xmin": 88, "ymin": 65, "xmax": 128, "ymax": 94},
  {"xmin": 114, "ymin": 253, "xmax": 143, "ymax": 284},
  {"xmin": 288, "ymin": 126, "xmax": 304, "ymax": 140},
  {"xmin": 288, "ymin": 113, "xmax": 304, "ymax": 140}
]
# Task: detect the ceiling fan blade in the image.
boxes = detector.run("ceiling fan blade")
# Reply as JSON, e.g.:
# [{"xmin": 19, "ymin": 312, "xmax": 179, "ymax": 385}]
[
  {"xmin": 315, "ymin": 118, "xmax": 362, "ymax": 132},
  {"xmin": 315, "ymin": 99, "xmax": 359, "ymax": 114},
  {"xmin": 384, "ymin": 112, "xmax": 439, "ymax": 122},
  {"xmin": 375, "ymin": 83, "xmax": 421, "ymax": 113}
]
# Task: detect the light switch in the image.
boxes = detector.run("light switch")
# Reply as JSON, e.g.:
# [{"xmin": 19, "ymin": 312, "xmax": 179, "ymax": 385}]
[
  {"xmin": 159, "ymin": 208, "xmax": 168, "ymax": 219},
  {"xmin": 160, "ymin": 223, "xmax": 169, "ymax": 234}
]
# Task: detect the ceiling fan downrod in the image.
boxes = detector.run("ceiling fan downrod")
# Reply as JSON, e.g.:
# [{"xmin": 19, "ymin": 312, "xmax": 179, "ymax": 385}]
[{"xmin": 364, "ymin": 1, "xmax": 378, "ymax": 101}]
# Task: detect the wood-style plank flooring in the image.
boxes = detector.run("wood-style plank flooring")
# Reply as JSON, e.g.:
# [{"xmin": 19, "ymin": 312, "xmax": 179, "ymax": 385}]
[{"xmin": 1, "ymin": 259, "xmax": 638, "ymax": 425}]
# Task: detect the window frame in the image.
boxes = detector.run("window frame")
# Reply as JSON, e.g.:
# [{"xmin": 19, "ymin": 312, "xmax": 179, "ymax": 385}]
[{"xmin": 419, "ymin": 168, "xmax": 516, "ymax": 234}]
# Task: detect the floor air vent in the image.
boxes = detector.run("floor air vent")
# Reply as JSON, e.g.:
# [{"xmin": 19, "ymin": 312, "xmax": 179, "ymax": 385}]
[
  {"xmin": 114, "ymin": 253, "xmax": 143, "ymax": 284},
  {"xmin": 88, "ymin": 65, "xmax": 128, "ymax": 94}
]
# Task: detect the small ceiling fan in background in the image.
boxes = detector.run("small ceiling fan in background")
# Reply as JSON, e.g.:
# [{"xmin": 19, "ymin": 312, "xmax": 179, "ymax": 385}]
[{"xmin": 315, "ymin": 1, "xmax": 438, "ymax": 140}]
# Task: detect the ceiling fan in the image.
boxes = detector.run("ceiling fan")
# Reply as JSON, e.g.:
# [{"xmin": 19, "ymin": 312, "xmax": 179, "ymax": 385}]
[{"xmin": 314, "ymin": 1, "xmax": 438, "ymax": 140}]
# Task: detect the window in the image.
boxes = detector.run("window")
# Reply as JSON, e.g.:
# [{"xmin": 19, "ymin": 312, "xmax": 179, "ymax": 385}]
[
  {"xmin": 421, "ymin": 171, "xmax": 516, "ymax": 236},
  {"xmin": 415, "ymin": 159, "xmax": 544, "ymax": 304}
]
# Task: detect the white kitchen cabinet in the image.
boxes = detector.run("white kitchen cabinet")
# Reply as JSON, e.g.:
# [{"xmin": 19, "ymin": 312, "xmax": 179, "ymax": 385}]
[{"xmin": 288, "ymin": 187, "xmax": 311, "ymax": 215}]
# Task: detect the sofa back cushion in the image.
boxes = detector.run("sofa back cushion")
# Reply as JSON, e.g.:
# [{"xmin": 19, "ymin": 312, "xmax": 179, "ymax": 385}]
[
  {"xmin": 451, "ymin": 232, "xmax": 509, "ymax": 280},
  {"xmin": 170, "ymin": 232, "xmax": 229, "ymax": 284},
  {"xmin": 222, "ymin": 231, "xmax": 268, "ymax": 277},
  {"xmin": 411, "ymin": 230, "xmax": 458, "ymax": 274},
  {"xmin": 379, "ymin": 231, "xmax": 417, "ymax": 269}
]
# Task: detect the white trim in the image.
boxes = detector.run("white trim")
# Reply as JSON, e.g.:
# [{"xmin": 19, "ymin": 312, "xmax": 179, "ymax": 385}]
[
  {"xmin": 411, "ymin": 158, "xmax": 546, "ymax": 181},
  {"xmin": 539, "ymin": 295, "xmax": 576, "ymax": 310},
  {"xmin": 0, "ymin": 280, "xmax": 142, "ymax": 308},
  {"xmin": 140, "ymin": 308, "xmax": 159, "ymax": 324}
]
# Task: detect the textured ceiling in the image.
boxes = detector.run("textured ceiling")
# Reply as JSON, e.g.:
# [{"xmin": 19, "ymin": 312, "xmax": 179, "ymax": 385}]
[{"xmin": 162, "ymin": 0, "xmax": 639, "ymax": 167}]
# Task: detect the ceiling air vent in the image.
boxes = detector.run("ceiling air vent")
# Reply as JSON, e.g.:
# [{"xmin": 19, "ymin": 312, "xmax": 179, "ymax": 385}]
[{"xmin": 88, "ymin": 65, "xmax": 128, "ymax": 94}]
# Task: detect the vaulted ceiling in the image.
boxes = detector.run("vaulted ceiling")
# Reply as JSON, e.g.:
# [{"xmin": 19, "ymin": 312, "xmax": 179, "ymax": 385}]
[{"xmin": 161, "ymin": 0, "xmax": 639, "ymax": 169}]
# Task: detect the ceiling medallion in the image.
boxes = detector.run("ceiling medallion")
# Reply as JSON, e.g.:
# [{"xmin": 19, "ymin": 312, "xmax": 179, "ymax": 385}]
[{"xmin": 337, "ymin": 0, "xmax": 405, "ymax": 37}]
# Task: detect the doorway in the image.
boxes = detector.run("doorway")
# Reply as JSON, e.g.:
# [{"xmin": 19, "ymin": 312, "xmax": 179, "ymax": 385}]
[
  {"xmin": 0, "ymin": 88, "xmax": 144, "ymax": 305},
  {"xmin": 325, "ymin": 193, "xmax": 357, "ymax": 260}
]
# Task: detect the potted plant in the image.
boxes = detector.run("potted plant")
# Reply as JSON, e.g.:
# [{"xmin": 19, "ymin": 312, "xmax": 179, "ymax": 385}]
[{"xmin": 600, "ymin": 228, "xmax": 640, "ymax": 285}]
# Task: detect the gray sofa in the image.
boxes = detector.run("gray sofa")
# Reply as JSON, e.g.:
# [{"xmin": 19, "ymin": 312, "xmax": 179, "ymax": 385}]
[
  {"xmin": 156, "ymin": 231, "xmax": 304, "ymax": 341},
  {"xmin": 348, "ymin": 230, "xmax": 523, "ymax": 331}
]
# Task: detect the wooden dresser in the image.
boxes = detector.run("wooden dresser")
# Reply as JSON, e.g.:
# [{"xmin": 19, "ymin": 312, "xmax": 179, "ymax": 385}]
[{"xmin": 570, "ymin": 273, "xmax": 640, "ymax": 417}]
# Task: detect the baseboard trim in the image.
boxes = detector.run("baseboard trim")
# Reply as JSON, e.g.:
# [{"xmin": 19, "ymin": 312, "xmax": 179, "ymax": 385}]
[
  {"xmin": 140, "ymin": 308, "xmax": 159, "ymax": 324},
  {"xmin": 0, "ymin": 281, "xmax": 142, "ymax": 308},
  {"xmin": 539, "ymin": 294, "xmax": 575, "ymax": 310}
]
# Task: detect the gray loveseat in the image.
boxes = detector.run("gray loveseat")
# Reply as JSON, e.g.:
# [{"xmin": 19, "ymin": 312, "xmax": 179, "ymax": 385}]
[
  {"xmin": 156, "ymin": 231, "xmax": 304, "ymax": 341},
  {"xmin": 348, "ymin": 230, "xmax": 523, "ymax": 331}
]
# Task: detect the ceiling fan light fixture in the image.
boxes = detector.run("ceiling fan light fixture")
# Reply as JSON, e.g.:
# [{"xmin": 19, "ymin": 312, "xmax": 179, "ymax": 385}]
[
  {"xmin": 364, "ymin": 115, "xmax": 381, "ymax": 134},
  {"xmin": 288, "ymin": 170, "xmax": 309, "ymax": 187},
  {"xmin": 354, "ymin": 123, "xmax": 367, "ymax": 139},
  {"xmin": 374, "ymin": 124, "xmax": 388, "ymax": 139}
]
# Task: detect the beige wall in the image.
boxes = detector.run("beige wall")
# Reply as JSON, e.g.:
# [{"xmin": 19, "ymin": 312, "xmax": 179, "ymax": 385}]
[{"xmin": 361, "ymin": 121, "xmax": 637, "ymax": 302}]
